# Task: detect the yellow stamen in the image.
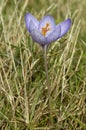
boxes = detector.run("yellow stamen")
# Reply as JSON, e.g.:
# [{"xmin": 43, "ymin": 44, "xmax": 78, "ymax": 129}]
[{"xmin": 41, "ymin": 23, "xmax": 51, "ymax": 36}]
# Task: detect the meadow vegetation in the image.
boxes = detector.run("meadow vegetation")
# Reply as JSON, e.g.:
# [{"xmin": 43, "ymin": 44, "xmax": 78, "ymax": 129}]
[{"xmin": 0, "ymin": 0, "xmax": 86, "ymax": 129}]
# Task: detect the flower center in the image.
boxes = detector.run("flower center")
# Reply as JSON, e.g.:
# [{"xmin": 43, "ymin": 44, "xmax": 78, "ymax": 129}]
[{"xmin": 41, "ymin": 23, "xmax": 51, "ymax": 36}]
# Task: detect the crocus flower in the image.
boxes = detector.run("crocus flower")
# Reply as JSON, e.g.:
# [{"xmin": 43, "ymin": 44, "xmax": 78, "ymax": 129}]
[{"xmin": 25, "ymin": 13, "xmax": 71, "ymax": 46}]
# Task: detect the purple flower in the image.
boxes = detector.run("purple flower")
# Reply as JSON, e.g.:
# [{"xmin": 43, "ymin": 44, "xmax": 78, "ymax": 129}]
[{"xmin": 25, "ymin": 13, "xmax": 71, "ymax": 46}]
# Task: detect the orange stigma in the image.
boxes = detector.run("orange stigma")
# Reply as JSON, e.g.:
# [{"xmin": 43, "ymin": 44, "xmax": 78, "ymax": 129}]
[{"xmin": 41, "ymin": 23, "xmax": 51, "ymax": 36}]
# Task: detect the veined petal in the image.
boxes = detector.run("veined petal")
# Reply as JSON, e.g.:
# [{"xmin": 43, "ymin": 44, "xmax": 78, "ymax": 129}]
[
  {"xmin": 57, "ymin": 19, "xmax": 71, "ymax": 38},
  {"xmin": 39, "ymin": 15, "xmax": 55, "ymax": 37},
  {"xmin": 25, "ymin": 13, "xmax": 39, "ymax": 32},
  {"xmin": 30, "ymin": 30, "xmax": 47, "ymax": 45},
  {"xmin": 46, "ymin": 25, "xmax": 61, "ymax": 44},
  {"xmin": 29, "ymin": 21, "xmax": 46, "ymax": 45},
  {"xmin": 29, "ymin": 20, "xmax": 37, "ymax": 32}
]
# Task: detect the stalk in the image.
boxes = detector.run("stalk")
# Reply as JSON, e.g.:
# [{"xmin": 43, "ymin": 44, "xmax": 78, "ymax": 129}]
[{"xmin": 43, "ymin": 45, "xmax": 53, "ymax": 125}]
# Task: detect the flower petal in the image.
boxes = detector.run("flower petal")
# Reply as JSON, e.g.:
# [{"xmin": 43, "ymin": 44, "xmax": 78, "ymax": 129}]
[
  {"xmin": 30, "ymin": 30, "xmax": 47, "ymax": 45},
  {"xmin": 46, "ymin": 25, "xmax": 61, "ymax": 44},
  {"xmin": 39, "ymin": 15, "xmax": 55, "ymax": 37},
  {"xmin": 29, "ymin": 21, "xmax": 46, "ymax": 45},
  {"xmin": 29, "ymin": 20, "xmax": 38, "ymax": 32},
  {"xmin": 57, "ymin": 18, "xmax": 71, "ymax": 38},
  {"xmin": 25, "ymin": 13, "xmax": 39, "ymax": 32}
]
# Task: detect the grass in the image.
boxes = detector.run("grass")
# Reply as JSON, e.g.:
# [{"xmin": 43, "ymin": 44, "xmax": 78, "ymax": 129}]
[{"xmin": 0, "ymin": 0, "xmax": 86, "ymax": 129}]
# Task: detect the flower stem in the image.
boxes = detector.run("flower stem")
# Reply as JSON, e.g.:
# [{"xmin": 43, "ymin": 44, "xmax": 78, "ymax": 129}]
[{"xmin": 43, "ymin": 45, "xmax": 53, "ymax": 125}]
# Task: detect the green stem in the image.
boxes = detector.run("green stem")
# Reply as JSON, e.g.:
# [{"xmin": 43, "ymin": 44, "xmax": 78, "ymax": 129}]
[{"xmin": 43, "ymin": 45, "xmax": 53, "ymax": 125}]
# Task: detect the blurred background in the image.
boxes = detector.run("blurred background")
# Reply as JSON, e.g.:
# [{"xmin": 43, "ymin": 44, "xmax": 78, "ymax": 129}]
[{"xmin": 0, "ymin": 0, "xmax": 86, "ymax": 129}]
